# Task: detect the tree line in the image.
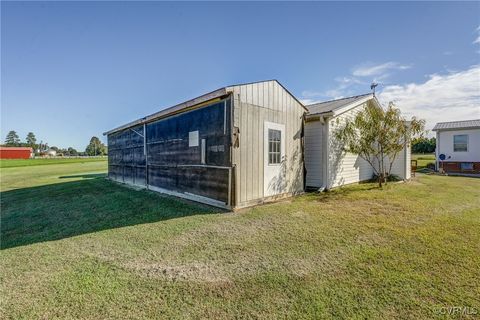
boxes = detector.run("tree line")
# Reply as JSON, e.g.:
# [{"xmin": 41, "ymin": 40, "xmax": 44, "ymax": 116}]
[
  {"xmin": 411, "ymin": 136, "xmax": 436, "ymax": 154},
  {"xmin": 3, "ymin": 130, "xmax": 107, "ymax": 156}
]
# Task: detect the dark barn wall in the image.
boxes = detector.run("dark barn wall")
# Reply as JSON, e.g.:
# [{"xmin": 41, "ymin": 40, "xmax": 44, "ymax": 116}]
[
  {"xmin": 108, "ymin": 98, "xmax": 232, "ymax": 205},
  {"xmin": 147, "ymin": 99, "xmax": 231, "ymax": 203},
  {"xmin": 108, "ymin": 124, "xmax": 146, "ymax": 186}
]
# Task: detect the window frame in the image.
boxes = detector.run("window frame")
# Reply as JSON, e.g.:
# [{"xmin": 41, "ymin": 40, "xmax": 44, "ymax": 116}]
[
  {"xmin": 453, "ymin": 134, "xmax": 468, "ymax": 152},
  {"xmin": 268, "ymin": 128, "xmax": 282, "ymax": 165}
]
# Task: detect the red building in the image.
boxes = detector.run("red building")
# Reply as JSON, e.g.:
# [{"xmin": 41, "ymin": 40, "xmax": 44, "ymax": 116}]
[{"xmin": 0, "ymin": 147, "xmax": 33, "ymax": 159}]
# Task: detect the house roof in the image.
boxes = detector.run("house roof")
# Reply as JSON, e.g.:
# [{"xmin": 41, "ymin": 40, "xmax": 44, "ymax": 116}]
[
  {"xmin": 432, "ymin": 119, "xmax": 480, "ymax": 131},
  {"xmin": 104, "ymin": 79, "xmax": 305, "ymax": 136},
  {"xmin": 306, "ymin": 93, "xmax": 373, "ymax": 116}
]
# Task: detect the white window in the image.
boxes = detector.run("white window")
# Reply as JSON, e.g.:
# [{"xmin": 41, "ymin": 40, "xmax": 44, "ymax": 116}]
[
  {"xmin": 268, "ymin": 129, "xmax": 281, "ymax": 164},
  {"xmin": 453, "ymin": 134, "xmax": 468, "ymax": 152},
  {"xmin": 188, "ymin": 131, "xmax": 199, "ymax": 147}
]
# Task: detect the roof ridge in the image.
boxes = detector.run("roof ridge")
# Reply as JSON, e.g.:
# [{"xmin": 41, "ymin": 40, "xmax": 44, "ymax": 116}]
[
  {"xmin": 435, "ymin": 119, "xmax": 480, "ymax": 124},
  {"xmin": 307, "ymin": 93, "xmax": 371, "ymax": 106}
]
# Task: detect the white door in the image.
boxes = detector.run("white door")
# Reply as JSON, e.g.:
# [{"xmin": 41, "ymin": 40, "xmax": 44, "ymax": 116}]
[{"xmin": 264, "ymin": 121, "xmax": 286, "ymax": 197}]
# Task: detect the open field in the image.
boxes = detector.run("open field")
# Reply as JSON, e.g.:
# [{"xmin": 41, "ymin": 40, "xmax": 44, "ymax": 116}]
[
  {"xmin": 0, "ymin": 157, "xmax": 107, "ymax": 169},
  {"xmin": 1, "ymin": 159, "xmax": 479, "ymax": 319},
  {"xmin": 412, "ymin": 153, "xmax": 436, "ymax": 170}
]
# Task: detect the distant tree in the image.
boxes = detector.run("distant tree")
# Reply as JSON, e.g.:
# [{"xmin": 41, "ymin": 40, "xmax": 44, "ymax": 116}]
[
  {"xmin": 5, "ymin": 130, "xmax": 20, "ymax": 146},
  {"xmin": 67, "ymin": 147, "xmax": 78, "ymax": 156},
  {"xmin": 335, "ymin": 102, "xmax": 425, "ymax": 187},
  {"xmin": 85, "ymin": 136, "xmax": 107, "ymax": 156},
  {"xmin": 25, "ymin": 132, "xmax": 37, "ymax": 150},
  {"xmin": 411, "ymin": 137, "xmax": 436, "ymax": 154}
]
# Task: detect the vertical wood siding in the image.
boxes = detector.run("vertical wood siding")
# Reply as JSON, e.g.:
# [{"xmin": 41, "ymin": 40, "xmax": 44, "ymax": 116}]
[{"xmin": 230, "ymin": 81, "xmax": 305, "ymax": 207}]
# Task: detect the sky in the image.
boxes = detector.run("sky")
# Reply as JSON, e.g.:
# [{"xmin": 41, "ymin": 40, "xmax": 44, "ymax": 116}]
[{"xmin": 2, "ymin": 1, "xmax": 480, "ymax": 150}]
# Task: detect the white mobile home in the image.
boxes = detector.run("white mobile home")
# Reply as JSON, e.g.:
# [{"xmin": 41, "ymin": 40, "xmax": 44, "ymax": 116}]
[
  {"xmin": 104, "ymin": 80, "xmax": 306, "ymax": 210},
  {"xmin": 304, "ymin": 94, "xmax": 411, "ymax": 190},
  {"xmin": 432, "ymin": 119, "xmax": 480, "ymax": 173}
]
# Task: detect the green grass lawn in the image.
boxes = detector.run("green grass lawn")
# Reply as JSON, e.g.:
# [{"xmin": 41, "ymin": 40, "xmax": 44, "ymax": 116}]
[
  {"xmin": 1, "ymin": 160, "xmax": 479, "ymax": 319},
  {"xmin": 412, "ymin": 153, "xmax": 436, "ymax": 170},
  {"xmin": 0, "ymin": 157, "xmax": 107, "ymax": 169}
]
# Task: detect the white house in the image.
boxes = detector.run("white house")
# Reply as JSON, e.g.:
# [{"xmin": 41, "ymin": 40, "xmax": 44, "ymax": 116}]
[
  {"xmin": 304, "ymin": 94, "xmax": 411, "ymax": 190},
  {"xmin": 432, "ymin": 119, "xmax": 480, "ymax": 173}
]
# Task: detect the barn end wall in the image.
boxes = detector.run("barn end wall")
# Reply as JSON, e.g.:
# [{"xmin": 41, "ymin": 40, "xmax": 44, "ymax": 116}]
[{"xmin": 229, "ymin": 81, "xmax": 305, "ymax": 208}]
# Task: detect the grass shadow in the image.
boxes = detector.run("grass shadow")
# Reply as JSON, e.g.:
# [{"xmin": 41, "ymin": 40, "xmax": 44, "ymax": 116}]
[
  {"xmin": 1, "ymin": 178, "xmax": 222, "ymax": 250},
  {"xmin": 307, "ymin": 182, "xmax": 381, "ymax": 203},
  {"xmin": 59, "ymin": 173, "xmax": 107, "ymax": 179}
]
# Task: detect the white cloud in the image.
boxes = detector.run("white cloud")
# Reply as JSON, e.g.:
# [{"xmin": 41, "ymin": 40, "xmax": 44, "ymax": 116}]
[
  {"xmin": 352, "ymin": 62, "xmax": 411, "ymax": 77},
  {"xmin": 378, "ymin": 65, "xmax": 480, "ymax": 132},
  {"xmin": 300, "ymin": 61, "xmax": 411, "ymax": 104}
]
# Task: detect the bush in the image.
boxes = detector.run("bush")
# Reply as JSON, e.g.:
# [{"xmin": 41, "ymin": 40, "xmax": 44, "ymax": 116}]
[{"xmin": 371, "ymin": 174, "xmax": 402, "ymax": 183}]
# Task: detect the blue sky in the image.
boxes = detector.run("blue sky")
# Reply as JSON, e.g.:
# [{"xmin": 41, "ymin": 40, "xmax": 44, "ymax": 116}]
[{"xmin": 2, "ymin": 1, "xmax": 479, "ymax": 149}]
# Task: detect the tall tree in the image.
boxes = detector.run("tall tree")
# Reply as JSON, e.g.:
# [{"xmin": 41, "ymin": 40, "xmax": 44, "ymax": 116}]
[
  {"xmin": 335, "ymin": 102, "xmax": 424, "ymax": 187},
  {"xmin": 4, "ymin": 130, "xmax": 20, "ymax": 146},
  {"xmin": 85, "ymin": 136, "xmax": 107, "ymax": 156},
  {"xmin": 26, "ymin": 132, "xmax": 37, "ymax": 150}
]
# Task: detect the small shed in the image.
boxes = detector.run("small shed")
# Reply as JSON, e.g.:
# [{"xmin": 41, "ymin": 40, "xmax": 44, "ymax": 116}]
[
  {"xmin": 104, "ymin": 80, "xmax": 306, "ymax": 209},
  {"xmin": 0, "ymin": 147, "xmax": 33, "ymax": 159},
  {"xmin": 432, "ymin": 119, "xmax": 480, "ymax": 173},
  {"xmin": 304, "ymin": 94, "xmax": 411, "ymax": 189}
]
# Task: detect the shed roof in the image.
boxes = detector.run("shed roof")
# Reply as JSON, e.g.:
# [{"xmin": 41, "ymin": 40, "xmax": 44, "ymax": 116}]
[
  {"xmin": 306, "ymin": 93, "xmax": 373, "ymax": 116},
  {"xmin": 0, "ymin": 147, "xmax": 33, "ymax": 151},
  {"xmin": 432, "ymin": 119, "xmax": 480, "ymax": 131},
  {"xmin": 104, "ymin": 79, "xmax": 305, "ymax": 135}
]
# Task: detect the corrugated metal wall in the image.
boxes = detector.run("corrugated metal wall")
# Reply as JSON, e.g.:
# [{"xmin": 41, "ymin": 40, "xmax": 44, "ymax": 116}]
[{"xmin": 229, "ymin": 81, "xmax": 305, "ymax": 208}]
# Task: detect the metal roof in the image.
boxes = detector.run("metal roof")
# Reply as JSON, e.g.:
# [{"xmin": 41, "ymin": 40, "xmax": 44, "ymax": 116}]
[
  {"xmin": 306, "ymin": 93, "xmax": 372, "ymax": 115},
  {"xmin": 0, "ymin": 147, "xmax": 33, "ymax": 151},
  {"xmin": 432, "ymin": 119, "xmax": 480, "ymax": 131},
  {"xmin": 104, "ymin": 79, "xmax": 305, "ymax": 136}
]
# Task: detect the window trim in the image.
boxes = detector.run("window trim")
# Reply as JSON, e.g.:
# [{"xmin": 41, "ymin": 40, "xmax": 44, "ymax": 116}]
[
  {"xmin": 268, "ymin": 128, "xmax": 282, "ymax": 165},
  {"xmin": 453, "ymin": 134, "xmax": 468, "ymax": 152}
]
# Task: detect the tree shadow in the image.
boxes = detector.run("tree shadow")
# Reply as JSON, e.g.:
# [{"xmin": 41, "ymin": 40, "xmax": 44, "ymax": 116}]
[{"xmin": 1, "ymin": 177, "xmax": 223, "ymax": 250}]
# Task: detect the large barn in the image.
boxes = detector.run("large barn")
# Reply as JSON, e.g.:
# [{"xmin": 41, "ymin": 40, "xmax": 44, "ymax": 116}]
[{"xmin": 104, "ymin": 80, "xmax": 306, "ymax": 209}]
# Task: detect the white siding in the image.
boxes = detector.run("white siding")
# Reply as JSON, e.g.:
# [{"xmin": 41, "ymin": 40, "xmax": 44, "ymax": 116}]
[
  {"xmin": 436, "ymin": 129, "xmax": 480, "ymax": 164},
  {"xmin": 385, "ymin": 143, "xmax": 411, "ymax": 180},
  {"xmin": 327, "ymin": 103, "xmax": 375, "ymax": 188},
  {"xmin": 304, "ymin": 120, "xmax": 324, "ymax": 188}
]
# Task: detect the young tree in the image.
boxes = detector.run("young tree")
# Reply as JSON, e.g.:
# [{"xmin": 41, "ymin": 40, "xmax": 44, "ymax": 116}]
[
  {"xmin": 335, "ymin": 102, "xmax": 424, "ymax": 187},
  {"xmin": 26, "ymin": 132, "xmax": 37, "ymax": 149},
  {"xmin": 85, "ymin": 136, "xmax": 107, "ymax": 156},
  {"xmin": 4, "ymin": 130, "xmax": 20, "ymax": 146}
]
